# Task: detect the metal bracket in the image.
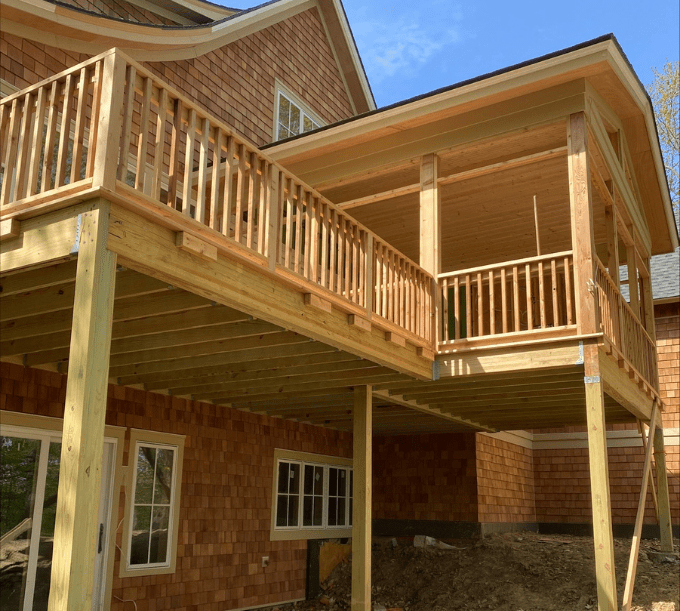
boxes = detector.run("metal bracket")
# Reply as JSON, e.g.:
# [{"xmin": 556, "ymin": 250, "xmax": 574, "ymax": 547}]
[
  {"xmin": 69, "ymin": 214, "xmax": 82, "ymax": 255},
  {"xmin": 575, "ymin": 341, "xmax": 584, "ymax": 365},
  {"xmin": 432, "ymin": 360, "xmax": 440, "ymax": 381},
  {"xmin": 584, "ymin": 375, "xmax": 601, "ymax": 384},
  {"xmin": 586, "ymin": 278, "xmax": 596, "ymax": 295}
]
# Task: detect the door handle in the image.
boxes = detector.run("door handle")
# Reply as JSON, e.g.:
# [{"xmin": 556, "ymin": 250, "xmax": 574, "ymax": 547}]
[{"xmin": 98, "ymin": 523, "xmax": 104, "ymax": 553}]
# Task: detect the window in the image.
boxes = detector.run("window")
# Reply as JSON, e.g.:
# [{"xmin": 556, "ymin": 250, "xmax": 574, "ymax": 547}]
[
  {"xmin": 120, "ymin": 430, "xmax": 184, "ymax": 577},
  {"xmin": 271, "ymin": 449, "xmax": 352, "ymax": 540},
  {"xmin": 274, "ymin": 83, "xmax": 323, "ymax": 142}
]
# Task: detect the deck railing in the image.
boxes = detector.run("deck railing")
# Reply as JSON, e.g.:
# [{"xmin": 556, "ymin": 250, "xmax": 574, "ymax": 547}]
[
  {"xmin": 438, "ymin": 251, "xmax": 576, "ymax": 348},
  {"xmin": 0, "ymin": 49, "xmax": 434, "ymax": 346},
  {"xmin": 595, "ymin": 261, "xmax": 657, "ymax": 389}
]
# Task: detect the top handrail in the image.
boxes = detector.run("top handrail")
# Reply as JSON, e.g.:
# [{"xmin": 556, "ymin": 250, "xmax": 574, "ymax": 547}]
[{"xmin": 438, "ymin": 250, "xmax": 574, "ymax": 279}]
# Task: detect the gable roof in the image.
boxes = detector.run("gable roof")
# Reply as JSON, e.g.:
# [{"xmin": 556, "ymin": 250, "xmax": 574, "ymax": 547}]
[{"xmin": 0, "ymin": 0, "xmax": 375, "ymax": 113}]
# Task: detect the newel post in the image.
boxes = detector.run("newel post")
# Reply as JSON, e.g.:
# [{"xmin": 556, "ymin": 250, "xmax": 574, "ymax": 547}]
[{"xmin": 92, "ymin": 50, "xmax": 126, "ymax": 191}]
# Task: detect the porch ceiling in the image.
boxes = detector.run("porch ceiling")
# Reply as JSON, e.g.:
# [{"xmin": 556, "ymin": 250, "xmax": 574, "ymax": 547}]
[{"xmin": 1, "ymin": 260, "xmax": 637, "ymax": 435}]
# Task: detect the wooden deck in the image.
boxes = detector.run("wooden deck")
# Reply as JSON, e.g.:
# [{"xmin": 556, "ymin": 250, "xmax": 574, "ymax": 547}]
[{"xmin": 0, "ymin": 47, "xmax": 662, "ymax": 434}]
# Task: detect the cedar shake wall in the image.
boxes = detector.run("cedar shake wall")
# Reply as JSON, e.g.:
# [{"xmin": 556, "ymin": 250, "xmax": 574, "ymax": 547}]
[
  {"xmin": 533, "ymin": 303, "xmax": 680, "ymax": 525},
  {"xmin": 0, "ymin": 362, "xmax": 353, "ymax": 611},
  {"xmin": 372, "ymin": 433, "xmax": 478, "ymax": 522},
  {"xmin": 475, "ymin": 435, "xmax": 537, "ymax": 523},
  {"xmin": 54, "ymin": 0, "xmax": 181, "ymax": 25},
  {"xmin": 1, "ymin": 7, "xmax": 354, "ymax": 145}
]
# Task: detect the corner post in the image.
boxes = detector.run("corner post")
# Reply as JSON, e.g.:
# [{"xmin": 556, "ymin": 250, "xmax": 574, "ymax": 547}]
[
  {"xmin": 48, "ymin": 199, "xmax": 117, "ymax": 611},
  {"xmin": 352, "ymin": 385, "xmax": 372, "ymax": 611},
  {"xmin": 420, "ymin": 153, "xmax": 441, "ymax": 342},
  {"xmin": 584, "ymin": 344, "xmax": 618, "ymax": 611},
  {"xmin": 567, "ymin": 112, "xmax": 599, "ymax": 335},
  {"xmin": 653, "ymin": 425, "xmax": 675, "ymax": 552},
  {"xmin": 93, "ymin": 50, "xmax": 126, "ymax": 191}
]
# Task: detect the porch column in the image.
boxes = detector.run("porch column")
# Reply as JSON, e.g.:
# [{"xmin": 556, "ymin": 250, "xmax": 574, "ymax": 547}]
[
  {"xmin": 569, "ymin": 112, "xmax": 618, "ymax": 611},
  {"xmin": 48, "ymin": 199, "xmax": 117, "ymax": 611},
  {"xmin": 419, "ymin": 153, "xmax": 441, "ymax": 277},
  {"xmin": 653, "ymin": 426, "xmax": 675, "ymax": 552},
  {"xmin": 625, "ymin": 234, "xmax": 640, "ymax": 319},
  {"xmin": 604, "ymin": 203, "xmax": 619, "ymax": 288},
  {"xmin": 584, "ymin": 345, "xmax": 618, "ymax": 611},
  {"xmin": 567, "ymin": 111, "xmax": 599, "ymax": 336},
  {"xmin": 352, "ymin": 385, "xmax": 372, "ymax": 611}
]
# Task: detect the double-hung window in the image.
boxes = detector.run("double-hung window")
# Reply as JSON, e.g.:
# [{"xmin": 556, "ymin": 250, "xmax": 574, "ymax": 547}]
[
  {"xmin": 271, "ymin": 450, "xmax": 352, "ymax": 540},
  {"xmin": 274, "ymin": 82, "xmax": 323, "ymax": 142}
]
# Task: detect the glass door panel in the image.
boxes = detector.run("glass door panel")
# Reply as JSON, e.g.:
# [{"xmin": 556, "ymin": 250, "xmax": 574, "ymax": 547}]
[{"xmin": 0, "ymin": 436, "xmax": 42, "ymax": 610}]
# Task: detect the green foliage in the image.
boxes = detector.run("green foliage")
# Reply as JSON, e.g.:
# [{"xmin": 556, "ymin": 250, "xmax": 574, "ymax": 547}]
[{"xmin": 648, "ymin": 60, "xmax": 679, "ymax": 215}]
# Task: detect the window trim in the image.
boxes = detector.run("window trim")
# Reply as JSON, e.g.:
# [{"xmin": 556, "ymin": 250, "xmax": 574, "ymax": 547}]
[
  {"xmin": 270, "ymin": 449, "xmax": 352, "ymax": 541},
  {"xmin": 273, "ymin": 80, "xmax": 324, "ymax": 142},
  {"xmin": 119, "ymin": 429, "xmax": 185, "ymax": 578}
]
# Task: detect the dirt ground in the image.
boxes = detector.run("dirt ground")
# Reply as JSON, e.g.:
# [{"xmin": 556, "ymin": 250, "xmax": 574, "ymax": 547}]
[{"xmin": 259, "ymin": 532, "xmax": 679, "ymax": 611}]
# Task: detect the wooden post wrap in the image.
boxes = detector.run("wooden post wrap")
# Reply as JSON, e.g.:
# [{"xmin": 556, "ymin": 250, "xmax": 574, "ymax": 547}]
[
  {"xmin": 420, "ymin": 153, "xmax": 441, "ymax": 343},
  {"xmin": 48, "ymin": 199, "xmax": 117, "ymax": 611},
  {"xmin": 352, "ymin": 385, "xmax": 372, "ymax": 611}
]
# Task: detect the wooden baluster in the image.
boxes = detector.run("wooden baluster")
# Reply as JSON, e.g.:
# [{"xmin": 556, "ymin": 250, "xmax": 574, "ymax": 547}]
[
  {"xmin": 257, "ymin": 160, "xmax": 269, "ymax": 255},
  {"xmin": 320, "ymin": 203, "xmax": 328, "ymax": 288},
  {"xmin": 465, "ymin": 275, "xmax": 472, "ymax": 339},
  {"xmin": 441, "ymin": 278, "xmax": 449, "ymax": 342},
  {"xmin": 382, "ymin": 245, "xmax": 388, "ymax": 319},
  {"xmin": 69, "ymin": 68, "xmax": 89, "ymax": 185},
  {"xmin": 311, "ymin": 196, "xmax": 320, "ymax": 282},
  {"xmin": 556, "ymin": 263, "xmax": 565, "ymax": 326},
  {"xmin": 329, "ymin": 208, "xmax": 337, "ymax": 292},
  {"xmin": 352, "ymin": 227, "xmax": 359, "ymax": 304},
  {"xmin": 406, "ymin": 263, "xmax": 412, "ymax": 332},
  {"xmin": 134, "ymin": 77, "xmax": 152, "ymax": 192},
  {"xmin": 166, "ymin": 98, "xmax": 182, "ymax": 209},
  {"xmin": 27, "ymin": 86, "xmax": 47, "ymax": 196},
  {"xmin": 454, "ymin": 276, "xmax": 461, "ymax": 340},
  {"xmin": 181, "ymin": 108, "xmax": 197, "ymax": 217},
  {"xmin": 234, "ymin": 143, "xmax": 247, "ymax": 240},
  {"xmin": 388, "ymin": 251, "xmax": 395, "ymax": 323},
  {"xmin": 344, "ymin": 220, "xmax": 352, "ymax": 299},
  {"xmin": 294, "ymin": 185, "xmax": 303, "ymax": 273},
  {"xmin": 525, "ymin": 264, "xmax": 533, "ymax": 330},
  {"xmin": 55, "ymin": 75, "xmax": 76, "ymax": 189},
  {"xmin": 284, "ymin": 179, "xmax": 293, "ymax": 268},
  {"xmin": 222, "ymin": 137, "xmax": 236, "ymax": 237},
  {"xmin": 489, "ymin": 270, "xmax": 495, "ymax": 335},
  {"xmin": 246, "ymin": 151, "xmax": 258, "ymax": 249},
  {"xmin": 15, "ymin": 92, "xmax": 34, "ymax": 200},
  {"xmin": 551, "ymin": 259, "xmax": 559, "ymax": 327},
  {"xmin": 40, "ymin": 81, "xmax": 60, "ymax": 193},
  {"xmin": 2, "ymin": 98, "xmax": 20, "ymax": 205},
  {"xmin": 85, "ymin": 61, "xmax": 103, "ymax": 180},
  {"xmin": 116, "ymin": 66, "xmax": 135, "ymax": 183},
  {"xmin": 513, "ymin": 266, "xmax": 520, "ymax": 332},
  {"xmin": 476, "ymin": 272, "xmax": 483, "ymax": 337},
  {"xmin": 501, "ymin": 268, "xmax": 508, "ymax": 334},
  {"xmin": 303, "ymin": 191, "xmax": 312, "ymax": 278},
  {"xmin": 266, "ymin": 166, "xmax": 281, "ymax": 270},
  {"xmin": 565, "ymin": 257, "xmax": 573, "ymax": 325},
  {"xmin": 538, "ymin": 261, "xmax": 546, "ymax": 329},
  {"xmin": 151, "ymin": 88, "xmax": 168, "ymax": 202},
  {"xmin": 209, "ymin": 128, "xmax": 224, "ymax": 230},
  {"xmin": 194, "ymin": 117, "xmax": 210, "ymax": 225}
]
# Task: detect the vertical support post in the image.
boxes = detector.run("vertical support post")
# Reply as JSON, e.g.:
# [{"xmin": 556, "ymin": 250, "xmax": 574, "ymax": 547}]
[
  {"xmin": 626, "ymin": 236, "xmax": 639, "ymax": 319},
  {"xmin": 640, "ymin": 257, "xmax": 655, "ymax": 335},
  {"xmin": 352, "ymin": 385, "xmax": 372, "ymax": 611},
  {"xmin": 420, "ymin": 153, "xmax": 441, "ymax": 343},
  {"xmin": 584, "ymin": 344, "xmax": 618, "ymax": 611},
  {"xmin": 605, "ymin": 204, "xmax": 619, "ymax": 289},
  {"xmin": 48, "ymin": 199, "xmax": 117, "ymax": 611},
  {"xmin": 93, "ymin": 51, "xmax": 126, "ymax": 191},
  {"xmin": 653, "ymin": 426, "xmax": 675, "ymax": 552},
  {"xmin": 567, "ymin": 112, "xmax": 599, "ymax": 336}
]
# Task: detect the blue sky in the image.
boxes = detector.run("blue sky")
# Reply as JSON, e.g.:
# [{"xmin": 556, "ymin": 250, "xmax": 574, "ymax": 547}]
[{"xmin": 232, "ymin": 0, "xmax": 680, "ymax": 108}]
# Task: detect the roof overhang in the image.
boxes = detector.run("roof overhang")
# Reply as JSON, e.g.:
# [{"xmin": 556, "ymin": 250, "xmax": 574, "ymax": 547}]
[
  {"xmin": 0, "ymin": 0, "xmax": 375, "ymax": 113},
  {"xmin": 268, "ymin": 36, "xmax": 678, "ymax": 255}
]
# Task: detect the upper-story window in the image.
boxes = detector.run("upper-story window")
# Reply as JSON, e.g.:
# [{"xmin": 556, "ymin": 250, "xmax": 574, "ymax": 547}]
[{"xmin": 275, "ymin": 82, "xmax": 323, "ymax": 141}]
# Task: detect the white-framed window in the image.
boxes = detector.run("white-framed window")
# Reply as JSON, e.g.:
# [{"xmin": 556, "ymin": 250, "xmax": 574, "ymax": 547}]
[
  {"xmin": 271, "ymin": 449, "xmax": 352, "ymax": 540},
  {"xmin": 120, "ymin": 429, "xmax": 184, "ymax": 577},
  {"xmin": 274, "ymin": 82, "xmax": 323, "ymax": 142}
]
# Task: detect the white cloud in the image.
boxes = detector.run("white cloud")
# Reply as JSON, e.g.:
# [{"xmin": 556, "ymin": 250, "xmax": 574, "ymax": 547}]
[{"xmin": 352, "ymin": 6, "xmax": 464, "ymax": 84}]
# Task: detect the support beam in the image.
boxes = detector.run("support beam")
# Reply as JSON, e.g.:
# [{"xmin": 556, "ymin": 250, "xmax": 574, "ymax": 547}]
[
  {"xmin": 584, "ymin": 345, "xmax": 618, "ymax": 611},
  {"xmin": 653, "ymin": 426, "xmax": 675, "ymax": 552},
  {"xmin": 622, "ymin": 403, "xmax": 658, "ymax": 611},
  {"xmin": 48, "ymin": 199, "xmax": 117, "ymax": 611},
  {"xmin": 567, "ymin": 112, "xmax": 599, "ymax": 336},
  {"xmin": 352, "ymin": 385, "xmax": 372, "ymax": 611},
  {"xmin": 419, "ymin": 153, "xmax": 441, "ymax": 277}
]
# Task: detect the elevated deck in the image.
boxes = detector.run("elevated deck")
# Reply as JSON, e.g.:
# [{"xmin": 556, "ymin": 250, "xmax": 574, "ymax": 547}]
[{"xmin": 0, "ymin": 48, "xmax": 662, "ymax": 434}]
